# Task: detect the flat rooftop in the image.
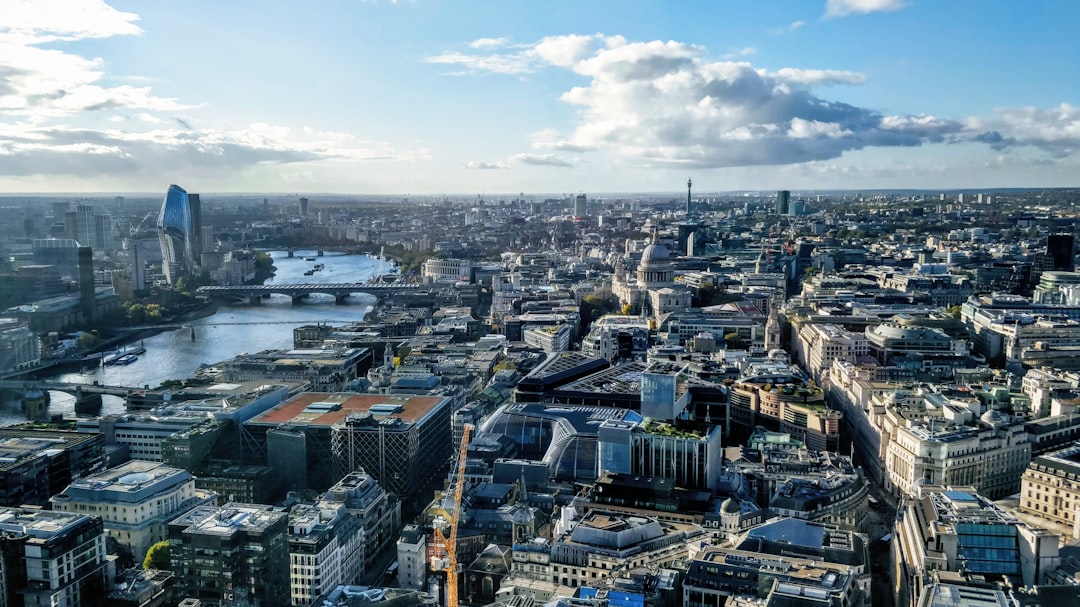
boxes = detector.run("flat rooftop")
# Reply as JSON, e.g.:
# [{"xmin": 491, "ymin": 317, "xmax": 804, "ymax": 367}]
[
  {"xmin": 248, "ymin": 392, "xmax": 447, "ymax": 428},
  {"xmin": 55, "ymin": 461, "xmax": 190, "ymax": 504},
  {"xmin": 0, "ymin": 507, "xmax": 90, "ymax": 539},
  {"xmin": 171, "ymin": 503, "xmax": 284, "ymax": 536}
]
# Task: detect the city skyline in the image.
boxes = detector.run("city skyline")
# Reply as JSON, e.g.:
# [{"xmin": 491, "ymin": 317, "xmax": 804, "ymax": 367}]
[{"xmin": 1, "ymin": 0, "xmax": 1078, "ymax": 194}]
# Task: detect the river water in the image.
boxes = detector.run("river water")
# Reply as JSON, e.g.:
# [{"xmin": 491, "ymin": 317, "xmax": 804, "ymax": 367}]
[{"xmin": 0, "ymin": 251, "xmax": 389, "ymax": 424}]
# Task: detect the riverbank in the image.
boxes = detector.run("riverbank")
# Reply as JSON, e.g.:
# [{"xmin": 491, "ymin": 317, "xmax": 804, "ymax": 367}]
[{"xmin": 5, "ymin": 299, "xmax": 225, "ymax": 381}]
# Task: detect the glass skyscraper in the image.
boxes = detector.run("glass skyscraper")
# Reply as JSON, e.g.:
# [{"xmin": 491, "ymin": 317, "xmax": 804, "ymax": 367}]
[{"xmin": 157, "ymin": 184, "xmax": 200, "ymax": 284}]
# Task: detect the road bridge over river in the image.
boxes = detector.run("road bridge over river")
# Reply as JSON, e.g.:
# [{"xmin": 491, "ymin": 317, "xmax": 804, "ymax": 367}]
[{"xmin": 197, "ymin": 282, "xmax": 419, "ymax": 305}]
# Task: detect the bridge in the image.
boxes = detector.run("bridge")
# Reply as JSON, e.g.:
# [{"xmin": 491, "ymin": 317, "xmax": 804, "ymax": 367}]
[
  {"xmin": 0, "ymin": 379, "xmax": 136, "ymax": 398},
  {"xmin": 197, "ymin": 282, "xmax": 420, "ymax": 305},
  {"xmin": 0, "ymin": 379, "xmax": 139, "ymax": 418}
]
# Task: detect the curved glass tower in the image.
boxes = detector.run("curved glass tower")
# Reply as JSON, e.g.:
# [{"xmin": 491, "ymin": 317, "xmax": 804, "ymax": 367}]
[{"xmin": 157, "ymin": 184, "xmax": 196, "ymax": 284}]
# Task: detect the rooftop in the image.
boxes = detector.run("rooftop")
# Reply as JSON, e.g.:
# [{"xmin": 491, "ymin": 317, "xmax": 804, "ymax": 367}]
[
  {"xmin": 170, "ymin": 502, "xmax": 285, "ymax": 536},
  {"xmin": 0, "ymin": 507, "xmax": 92, "ymax": 539},
  {"xmin": 53, "ymin": 460, "xmax": 191, "ymax": 504},
  {"xmin": 248, "ymin": 392, "xmax": 448, "ymax": 428}
]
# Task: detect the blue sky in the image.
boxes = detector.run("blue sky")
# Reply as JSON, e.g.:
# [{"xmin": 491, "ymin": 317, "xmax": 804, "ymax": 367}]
[{"xmin": 1, "ymin": 0, "xmax": 1078, "ymax": 194}]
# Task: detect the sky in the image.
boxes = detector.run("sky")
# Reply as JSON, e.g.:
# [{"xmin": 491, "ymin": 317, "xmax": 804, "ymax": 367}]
[{"xmin": 0, "ymin": 0, "xmax": 1078, "ymax": 195}]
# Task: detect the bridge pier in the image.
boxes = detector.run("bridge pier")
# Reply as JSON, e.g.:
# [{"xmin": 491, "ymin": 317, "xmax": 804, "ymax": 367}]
[
  {"xmin": 73, "ymin": 387, "xmax": 102, "ymax": 417},
  {"xmin": 288, "ymin": 250, "xmax": 294, "ymax": 258},
  {"xmin": 249, "ymin": 295, "xmax": 262, "ymax": 305},
  {"xmin": 291, "ymin": 294, "xmax": 309, "ymax": 305},
  {"xmin": 22, "ymin": 389, "xmax": 49, "ymax": 422},
  {"xmin": 335, "ymin": 293, "xmax": 349, "ymax": 305},
  {"xmin": 317, "ymin": 250, "xmax": 324, "ymax": 257}
]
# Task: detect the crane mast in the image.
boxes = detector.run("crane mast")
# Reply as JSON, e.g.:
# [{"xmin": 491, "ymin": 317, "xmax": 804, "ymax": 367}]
[{"xmin": 433, "ymin": 423, "xmax": 471, "ymax": 607}]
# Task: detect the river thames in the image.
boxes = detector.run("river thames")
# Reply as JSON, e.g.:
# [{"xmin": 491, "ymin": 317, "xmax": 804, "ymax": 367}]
[{"xmin": 0, "ymin": 250, "xmax": 389, "ymax": 424}]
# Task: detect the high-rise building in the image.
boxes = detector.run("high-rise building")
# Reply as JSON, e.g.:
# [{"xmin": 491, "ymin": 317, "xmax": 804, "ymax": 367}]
[
  {"xmin": 775, "ymin": 190, "xmax": 790, "ymax": 215},
  {"xmin": 79, "ymin": 246, "xmax": 95, "ymax": 324},
  {"xmin": 75, "ymin": 204, "xmax": 96, "ymax": 247},
  {"xmin": 157, "ymin": 184, "xmax": 201, "ymax": 284},
  {"xmin": 94, "ymin": 212, "xmax": 115, "ymax": 252},
  {"xmin": 1047, "ymin": 233, "xmax": 1075, "ymax": 271},
  {"xmin": 187, "ymin": 193, "xmax": 202, "ymax": 264},
  {"xmin": 573, "ymin": 194, "xmax": 587, "ymax": 219},
  {"xmin": 299, "ymin": 197, "xmax": 309, "ymax": 218}
]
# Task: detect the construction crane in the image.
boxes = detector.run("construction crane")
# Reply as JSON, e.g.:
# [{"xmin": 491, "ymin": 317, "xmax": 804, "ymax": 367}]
[
  {"xmin": 433, "ymin": 423, "xmax": 472, "ymax": 607},
  {"xmin": 129, "ymin": 210, "xmax": 156, "ymax": 237}
]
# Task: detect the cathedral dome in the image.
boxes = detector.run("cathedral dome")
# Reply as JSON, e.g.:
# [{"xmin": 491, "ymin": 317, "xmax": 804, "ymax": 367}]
[{"xmin": 640, "ymin": 241, "xmax": 671, "ymax": 266}]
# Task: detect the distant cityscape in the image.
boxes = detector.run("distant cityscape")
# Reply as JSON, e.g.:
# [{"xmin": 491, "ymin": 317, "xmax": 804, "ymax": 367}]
[{"xmin": 2, "ymin": 185, "xmax": 1080, "ymax": 607}]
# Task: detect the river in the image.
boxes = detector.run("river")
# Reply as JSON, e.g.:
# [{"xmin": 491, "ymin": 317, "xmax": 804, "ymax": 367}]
[{"xmin": 0, "ymin": 251, "xmax": 389, "ymax": 424}]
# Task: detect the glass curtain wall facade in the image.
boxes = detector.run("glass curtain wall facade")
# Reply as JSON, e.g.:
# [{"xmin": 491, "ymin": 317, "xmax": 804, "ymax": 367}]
[{"xmin": 157, "ymin": 184, "xmax": 197, "ymax": 284}]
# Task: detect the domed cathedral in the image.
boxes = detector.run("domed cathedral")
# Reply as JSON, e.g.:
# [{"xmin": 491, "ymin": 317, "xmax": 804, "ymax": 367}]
[{"xmin": 612, "ymin": 225, "xmax": 692, "ymax": 318}]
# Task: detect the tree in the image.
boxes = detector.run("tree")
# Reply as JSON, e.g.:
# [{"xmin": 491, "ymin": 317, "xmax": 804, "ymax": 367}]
[
  {"xmin": 76, "ymin": 332, "xmax": 99, "ymax": 349},
  {"xmin": 494, "ymin": 360, "xmax": 518, "ymax": 373},
  {"xmin": 946, "ymin": 305, "xmax": 962, "ymax": 319},
  {"xmin": 143, "ymin": 540, "xmax": 171, "ymax": 570}
]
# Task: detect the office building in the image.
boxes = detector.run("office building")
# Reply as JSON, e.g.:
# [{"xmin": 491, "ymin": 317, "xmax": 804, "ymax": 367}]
[
  {"xmin": 78, "ymin": 245, "xmax": 94, "ymax": 324},
  {"xmin": 321, "ymin": 471, "xmax": 401, "ymax": 575},
  {"xmin": 573, "ymin": 194, "xmax": 587, "ymax": 219},
  {"xmin": 397, "ymin": 524, "xmax": 427, "ymax": 591},
  {"xmin": 51, "ymin": 460, "xmax": 214, "ymax": 563},
  {"xmin": 597, "ymin": 418, "xmax": 722, "ymax": 491},
  {"xmin": 549, "ymin": 509, "xmax": 704, "ymax": 588},
  {"xmin": 421, "ymin": 258, "xmax": 473, "ymax": 283},
  {"xmin": 775, "ymin": 190, "xmax": 790, "ymax": 215},
  {"xmin": 168, "ymin": 503, "xmax": 289, "ymax": 607},
  {"xmin": 1020, "ymin": 442, "xmax": 1080, "ymax": 537},
  {"xmin": 894, "ymin": 487, "xmax": 1059, "ymax": 607},
  {"xmin": 157, "ymin": 184, "xmax": 201, "ymax": 284},
  {"xmin": 0, "ymin": 317, "xmax": 41, "ymax": 372},
  {"xmin": 727, "ymin": 363, "xmax": 841, "ymax": 452},
  {"xmin": 0, "ymin": 507, "xmax": 112, "ymax": 607},
  {"xmin": 220, "ymin": 347, "xmax": 373, "ymax": 392},
  {"xmin": 683, "ymin": 543, "xmax": 864, "ymax": 607},
  {"xmin": 1047, "ymin": 233, "xmax": 1075, "ymax": 271},
  {"xmin": 287, "ymin": 501, "xmax": 363, "ymax": 606},
  {"xmin": 244, "ymin": 393, "xmax": 452, "ymax": 501},
  {"xmin": 0, "ymin": 429, "xmax": 105, "ymax": 507}
]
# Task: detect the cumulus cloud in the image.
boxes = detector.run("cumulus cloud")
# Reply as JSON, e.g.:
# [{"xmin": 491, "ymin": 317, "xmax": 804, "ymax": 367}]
[
  {"xmin": 436, "ymin": 32, "xmax": 1080, "ymax": 171},
  {"xmin": 824, "ymin": 0, "xmax": 908, "ymax": 18},
  {"xmin": 464, "ymin": 160, "xmax": 506, "ymax": 169},
  {"xmin": 0, "ymin": 2, "xmax": 426, "ymax": 181},
  {"xmin": 965, "ymin": 104, "xmax": 1080, "ymax": 157},
  {"xmin": 0, "ymin": 1, "xmax": 191, "ymax": 119}
]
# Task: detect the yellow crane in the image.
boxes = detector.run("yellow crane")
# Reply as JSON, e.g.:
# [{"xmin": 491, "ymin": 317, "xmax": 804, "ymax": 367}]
[{"xmin": 433, "ymin": 424, "xmax": 471, "ymax": 607}]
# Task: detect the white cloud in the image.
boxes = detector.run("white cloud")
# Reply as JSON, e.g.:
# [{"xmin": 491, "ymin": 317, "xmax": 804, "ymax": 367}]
[
  {"xmin": 0, "ymin": 121, "xmax": 428, "ymax": 179},
  {"xmin": 721, "ymin": 47, "xmax": 757, "ymax": 60},
  {"xmin": 824, "ymin": 0, "xmax": 908, "ymax": 18},
  {"xmin": 532, "ymin": 34, "xmax": 600, "ymax": 67},
  {"xmin": 429, "ymin": 32, "xmax": 1080, "ymax": 173},
  {"xmin": 469, "ymin": 37, "xmax": 508, "ymax": 49},
  {"xmin": 2, "ymin": 0, "xmax": 142, "ymax": 42},
  {"xmin": 512, "ymin": 153, "xmax": 573, "ymax": 168},
  {"xmin": 767, "ymin": 67, "xmax": 867, "ymax": 85},
  {"xmin": 788, "ymin": 20, "xmax": 806, "ymax": 31},
  {"xmin": 424, "ymin": 51, "xmax": 534, "ymax": 75},
  {"xmin": 464, "ymin": 160, "xmax": 506, "ymax": 169}
]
